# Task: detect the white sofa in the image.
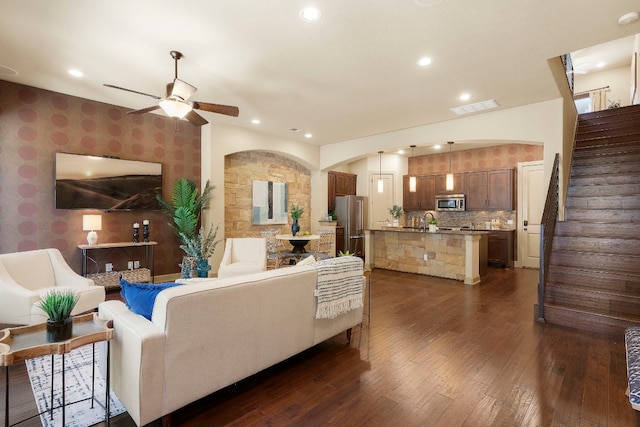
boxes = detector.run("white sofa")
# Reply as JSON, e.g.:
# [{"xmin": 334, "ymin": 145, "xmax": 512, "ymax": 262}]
[
  {"xmin": 98, "ymin": 257, "xmax": 364, "ymax": 426},
  {"xmin": 0, "ymin": 248, "xmax": 105, "ymax": 325}
]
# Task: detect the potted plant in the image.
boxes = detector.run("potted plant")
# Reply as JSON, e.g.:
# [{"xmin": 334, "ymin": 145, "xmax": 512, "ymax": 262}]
[
  {"xmin": 290, "ymin": 203, "xmax": 304, "ymax": 236},
  {"xmin": 389, "ymin": 205, "xmax": 403, "ymax": 226},
  {"xmin": 157, "ymin": 178, "xmax": 220, "ymax": 278},
  {"xmin": 36, "ymin": 289, "xmax": 79, "ymax": 342},
  {"xmin": 428, "ymin": 218, "xmax": 438, "ymax": 232}
]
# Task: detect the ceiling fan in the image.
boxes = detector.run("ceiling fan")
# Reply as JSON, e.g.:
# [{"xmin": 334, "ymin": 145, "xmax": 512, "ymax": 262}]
[{"xmin": 104, "ymin": 50, "xmax": 239, "ymax": 126}]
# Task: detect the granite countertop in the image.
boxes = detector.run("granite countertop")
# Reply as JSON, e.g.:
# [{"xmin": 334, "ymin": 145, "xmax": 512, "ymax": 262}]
[{"xmin": 369, "ymin": 226, "xmax": 490, "ymax": 235}]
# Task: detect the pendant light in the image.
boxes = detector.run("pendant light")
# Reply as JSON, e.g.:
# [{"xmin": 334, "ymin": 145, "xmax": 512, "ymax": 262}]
[
  {"xmin": 445, "ymin": 141, "xmax": 454, "ymax": 191},
  {"xmin": 409, "ymin": 145, "xmax": 417, "ymax": 193},
  {"xmin": 377, "ymin": 151, "xmax": 384, "ymax": 193}
]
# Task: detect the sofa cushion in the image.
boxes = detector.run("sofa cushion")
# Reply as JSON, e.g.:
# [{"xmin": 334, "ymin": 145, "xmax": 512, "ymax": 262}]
[{"xmin": 120, "ymin": 279, "xmax": 182, "ymax": 320}]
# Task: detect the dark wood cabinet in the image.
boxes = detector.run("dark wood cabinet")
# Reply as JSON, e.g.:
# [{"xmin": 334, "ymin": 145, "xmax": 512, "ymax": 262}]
[
  {"xmin": 335, "ymin": 227, "xmax": 345, "ymax": 256},
  {"xmin": 487, "ymin": 230, "xmax": 514, "ymax": 268},
  {"xmin": 328, "ymin": 171, "xmax": 357, "ymax": 212},
  {"xmin": 403, "ymin": 175, "xmax": 435, "ymax": 211},
  {"xmin": 466, "ymin": 169, "xmax": 514, "ymax": 210},
  {"xmin": 435, "ymin": 173, "xmax": 465, "ymax": 195}
]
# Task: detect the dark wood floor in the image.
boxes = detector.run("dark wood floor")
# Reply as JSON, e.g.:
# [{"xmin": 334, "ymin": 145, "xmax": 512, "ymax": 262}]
[{"xmin": 2, "ymin": 267, "xmax": 638, "ymax": 426}]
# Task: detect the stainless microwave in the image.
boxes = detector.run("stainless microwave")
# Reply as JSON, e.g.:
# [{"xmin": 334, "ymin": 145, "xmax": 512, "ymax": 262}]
[{"xmin": 435, "ymin": 194, "xmax": 465, "ymax": 211}]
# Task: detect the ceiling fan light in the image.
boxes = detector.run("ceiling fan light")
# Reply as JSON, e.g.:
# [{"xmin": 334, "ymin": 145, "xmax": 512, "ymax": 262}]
[{"xmin": 159, "ymin": 99, "xmax": 192, "ymax": 119}]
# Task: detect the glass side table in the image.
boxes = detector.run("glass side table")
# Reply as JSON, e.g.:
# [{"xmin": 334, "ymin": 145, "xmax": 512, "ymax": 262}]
[{"xmin": 0, "ymin": 313, "xmax": 114, "ymax": 427}]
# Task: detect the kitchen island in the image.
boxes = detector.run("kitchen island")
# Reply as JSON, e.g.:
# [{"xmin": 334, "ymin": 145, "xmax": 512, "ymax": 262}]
[{"xmin": 364, "ymin": 227, "xmax": 488, "ymax": 285}]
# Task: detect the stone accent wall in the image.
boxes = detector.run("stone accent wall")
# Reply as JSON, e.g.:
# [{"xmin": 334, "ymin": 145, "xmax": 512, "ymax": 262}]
[
  {"xmin": 224, "ymin": 151, "xmax": 311, "ymax": 237},
  {"xmin": 372, "ymin": 230, "xmax": 466, "ymax": 281}
]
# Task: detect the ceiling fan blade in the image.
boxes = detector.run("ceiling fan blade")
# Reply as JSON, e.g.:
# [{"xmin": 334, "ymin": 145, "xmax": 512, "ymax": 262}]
[
  {"xmin": 127, "ymin": 105, "xmax": 161, "ymax": 115},
  {"xmin": 185, "ymin": 110, "xmax": 209, "ymax": 126},
  {"xmin": 171, "ymin": 79, "xmax": 197, "ymax": 101},
  {"xmin": 103, "ymin": 84, "xmax": 162, "ymax": 100},
  {"xmin": 192, "ymin": 101, "xmax": 240, "ymax": 117}
]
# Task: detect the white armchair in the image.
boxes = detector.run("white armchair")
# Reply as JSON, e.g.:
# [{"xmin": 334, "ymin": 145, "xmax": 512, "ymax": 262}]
[
  {"xmin": 217, "ymin": 238, "xmax": 267, "ymax": 279},
  {"xmin": 0, "ymin": 248, "xmax": 105, "ymax": 325}
]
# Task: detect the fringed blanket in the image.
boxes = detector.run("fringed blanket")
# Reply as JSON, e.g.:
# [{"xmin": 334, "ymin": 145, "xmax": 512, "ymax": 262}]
[{"xmin": 314, "ymin": 256, "xmax": 364, "ymax": 319}]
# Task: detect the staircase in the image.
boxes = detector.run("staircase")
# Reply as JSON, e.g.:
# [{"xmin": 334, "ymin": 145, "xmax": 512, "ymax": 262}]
[{"xmin": 542, "ymin": 104, "xmax": 640, "ymax": 335}]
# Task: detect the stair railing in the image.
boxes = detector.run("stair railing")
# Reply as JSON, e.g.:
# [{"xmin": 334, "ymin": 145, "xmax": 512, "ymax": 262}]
[{"xmin": 537, "ymin": 153, "xmax": 560, "ymax": 322}]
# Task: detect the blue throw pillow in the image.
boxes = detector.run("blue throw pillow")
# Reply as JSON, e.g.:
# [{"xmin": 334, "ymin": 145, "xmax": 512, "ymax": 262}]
[{"xmin": 119, "ymin": 279, "xmax": 182, "ymax": 320}]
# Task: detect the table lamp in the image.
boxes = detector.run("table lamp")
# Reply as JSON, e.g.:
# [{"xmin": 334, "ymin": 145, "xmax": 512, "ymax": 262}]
[{"xmin": 82, "ymin": 214, "xmax": 102, "ymax": 246}]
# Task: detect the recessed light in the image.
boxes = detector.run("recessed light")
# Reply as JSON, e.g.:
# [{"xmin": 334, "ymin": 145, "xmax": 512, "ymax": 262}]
[
  {"xmin": 290, "ymin": 128, "xmax": 300, "ymax": 132},
  {"xmin": 251, "ymin": 119, "xmax": 261, "ymax": 124},
  {"xmin": 304, "ymin": 133, "xmax": 313, "ymax": 138},
  {"xmin": 434, "ymin": 144, "xmax": 442, "ymax": 150},
  {"xmin": 300, "ymin": 7, "xmax": 321, "ymax": 22},
  {"xmin": 459, "ymin": 93, "xmax": 471, "ymax": 101},
  {"xmin": 618, "ymin": 11, "xmax": 639, "ymax": 25},
  {"xmin": 597, "ymin": 62, "xmax": 606, "ymax": 68},
  {"xmin": 417, "ymin": 57, "xmax": 433, "ymax": 67},
  {"xmin": 397, "ymin": 149, "xmax": 405, "ymax": 155},
  {"xmin": 68, "ymin": 69, "xmax": 83, "ymax": 77}
]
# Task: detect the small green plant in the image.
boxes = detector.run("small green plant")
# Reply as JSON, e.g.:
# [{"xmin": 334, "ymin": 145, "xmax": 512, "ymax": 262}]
[
  {"xmin": 36, "ymin": 289, "xmax": 79, "ymax": 322},
  {"xmin": 338, "ymin": 250, "xmax": 354, "ymax": 256},
  {"xmin": 428, "ymin": 219, "xmax": 437, "ymax": 225},
  {"xmin": 290, "ymin": 203, "xmax": 304, "ymax": 220},
  {"xmin": 389, "ymin": 205, "xmax": 403, "ymax": 219}
]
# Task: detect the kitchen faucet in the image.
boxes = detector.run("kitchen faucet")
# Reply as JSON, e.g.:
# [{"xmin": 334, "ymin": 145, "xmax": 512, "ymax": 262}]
[{"xmin": 421, "ymin": 211, "xmax": 435, "ymax": 231}]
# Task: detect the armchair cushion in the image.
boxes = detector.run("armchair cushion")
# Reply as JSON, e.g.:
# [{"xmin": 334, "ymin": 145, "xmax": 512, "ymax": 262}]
[
  {"xmin": 120, "ymin": 279, "xmax": 182, "ymax": 320},
  {"xmin": 218, "ymin": 238, "xmax": 267, "ymax": 279}
]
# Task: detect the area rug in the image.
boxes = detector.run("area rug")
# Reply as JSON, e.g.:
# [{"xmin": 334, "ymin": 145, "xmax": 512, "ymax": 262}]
[{"xmin": 26, "ymin": 343, "xmax": 126, "ymax": 427}]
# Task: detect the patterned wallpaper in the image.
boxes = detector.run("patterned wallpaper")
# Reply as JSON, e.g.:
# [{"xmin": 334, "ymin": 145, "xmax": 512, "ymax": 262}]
[
  {"xmin": 0, "ymin": 80, "xmax": 201, "ymax": 276},
  {"xmin": 409, "ymin": 144, "xmax": 543, "ymax": 175}
]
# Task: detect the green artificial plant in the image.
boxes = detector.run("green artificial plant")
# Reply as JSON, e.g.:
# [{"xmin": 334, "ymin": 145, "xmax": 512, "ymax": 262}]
[
  {"xmin": 36, "ymin": 289, "xmax": 79, "ymax": 322},
  {"xmin": 389, "ymin": 204, "xmax": 403, "ymax": 219},
  {"xmin": 290, "ymin": 203, "xmax": 304, "ymax": 221},
  {"xmin": 157, "ymin": 178, "xmax": 220, "ymax": 259}
]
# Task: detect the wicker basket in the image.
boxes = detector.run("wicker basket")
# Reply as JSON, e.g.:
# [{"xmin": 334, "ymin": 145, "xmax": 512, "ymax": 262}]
[
  {"xmin": 121, "ymin": 268, "xmax": 151, "ymax": 283},
  {"xmin": 87, "ymin": 271, "xmax": 121, "ymax": 290},
  {"xmin": 88, "ymin": 268, "xmax": 151, "ymax": 290}
]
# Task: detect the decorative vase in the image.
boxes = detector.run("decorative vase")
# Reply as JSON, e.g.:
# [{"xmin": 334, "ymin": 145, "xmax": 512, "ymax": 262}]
[
  {"xmin": 393, "ymin": 219, "xmax": 399, "ymax": 226},
  {"xmin": 196, "ymin": 258, "xmax": 211, "ymax": 278},
  {"xmin": 291, "ymin": 219, "xmax": 300, "ymax": 236},
  {"xmin": 46, "ymin": 318, "xmax": 73, "ymax": 342},
  {"xmin": 180, "ymin": 256, "xmax": 196, "ymax": 279},
  {"xmin": 429, "ymin": 224, "xmax": 437, "ymax": 233}
]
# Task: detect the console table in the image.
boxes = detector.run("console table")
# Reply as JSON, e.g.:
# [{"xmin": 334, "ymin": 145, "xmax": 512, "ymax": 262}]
[
  {"xmin": 78, "ymin": 241, "xmax": 157, "ymax": 286},
  {"xmin": 0, "ymin": 313, "xmax": 113, "ymax": 427}
]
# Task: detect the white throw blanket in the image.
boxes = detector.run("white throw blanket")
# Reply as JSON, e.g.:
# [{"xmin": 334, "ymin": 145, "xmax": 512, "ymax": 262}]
[{"xmin": 314, "ymin": 256, "xmax": 364, "ymax": 319}]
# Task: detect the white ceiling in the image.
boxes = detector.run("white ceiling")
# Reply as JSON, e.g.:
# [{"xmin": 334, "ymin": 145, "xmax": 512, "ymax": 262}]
[{"xmin": 1, "ymin": 0, "xmax": 638, "ymax": 152}]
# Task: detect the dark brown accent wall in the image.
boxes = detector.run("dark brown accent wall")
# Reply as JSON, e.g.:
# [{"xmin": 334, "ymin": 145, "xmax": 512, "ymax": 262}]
[{"xmin": 0, "ymin": 80, "xmax": 201, "ymax": 276}]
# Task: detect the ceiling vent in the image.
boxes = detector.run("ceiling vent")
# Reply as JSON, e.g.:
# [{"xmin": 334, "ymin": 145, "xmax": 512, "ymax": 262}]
[{"xmin": 450, "ymin": 99, "xmax": 500, "ymax": 115}]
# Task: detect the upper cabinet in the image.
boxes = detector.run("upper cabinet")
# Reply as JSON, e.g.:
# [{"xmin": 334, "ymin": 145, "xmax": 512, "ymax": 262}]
[
  {"xmin": 328, "ymin": 171, "xmax": 357, "ymax": 212},
  {"xmin": 466, "ymin": 168, "xmax": 514, "ymax": 210},
  {"xmin": 403, "ymin": 175, "xmax": 435, "ymax": 211},
  {"xmin": 403, "ymin": 168, "xmax": 515, "ymax": 211},
  {"xmin": 435, "ymin": 173, "xmax": 466, "ymax": 195}
]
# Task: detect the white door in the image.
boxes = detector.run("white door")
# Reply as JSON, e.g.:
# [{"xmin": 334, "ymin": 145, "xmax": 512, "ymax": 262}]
[
  {"xmin": 518, "ymin": 161, "xmax": 545, "ymax": 268},
  {"xmin": 369, "ymin": 173, "xmax": 394, "ymax": 228}
]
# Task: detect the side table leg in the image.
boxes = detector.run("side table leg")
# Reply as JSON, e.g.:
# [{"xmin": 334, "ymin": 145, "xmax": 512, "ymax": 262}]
[
  {"xmin": 50, "ymin": 355, "xmax": 54, "ymax": 420},
  {"xmin": 4, "ymin": 366, "xmax": 8, "ymax": 427},
  {"xmin": 62, "ymin": 354, "xmax": 65, "ymax": 426},
  {"xmin": 91, "ymin": 344, "xmax": 95, "ymax": 408},
  {"xmin": 106, "ymin": 341, "xmax": 110, "ymax": 426}
]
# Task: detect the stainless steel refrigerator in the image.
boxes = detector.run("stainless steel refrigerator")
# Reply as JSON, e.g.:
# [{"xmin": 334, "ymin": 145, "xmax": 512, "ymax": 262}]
[{"xmin": 334, "ymin": 195, "xmax": 368, "ymax": 259}]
